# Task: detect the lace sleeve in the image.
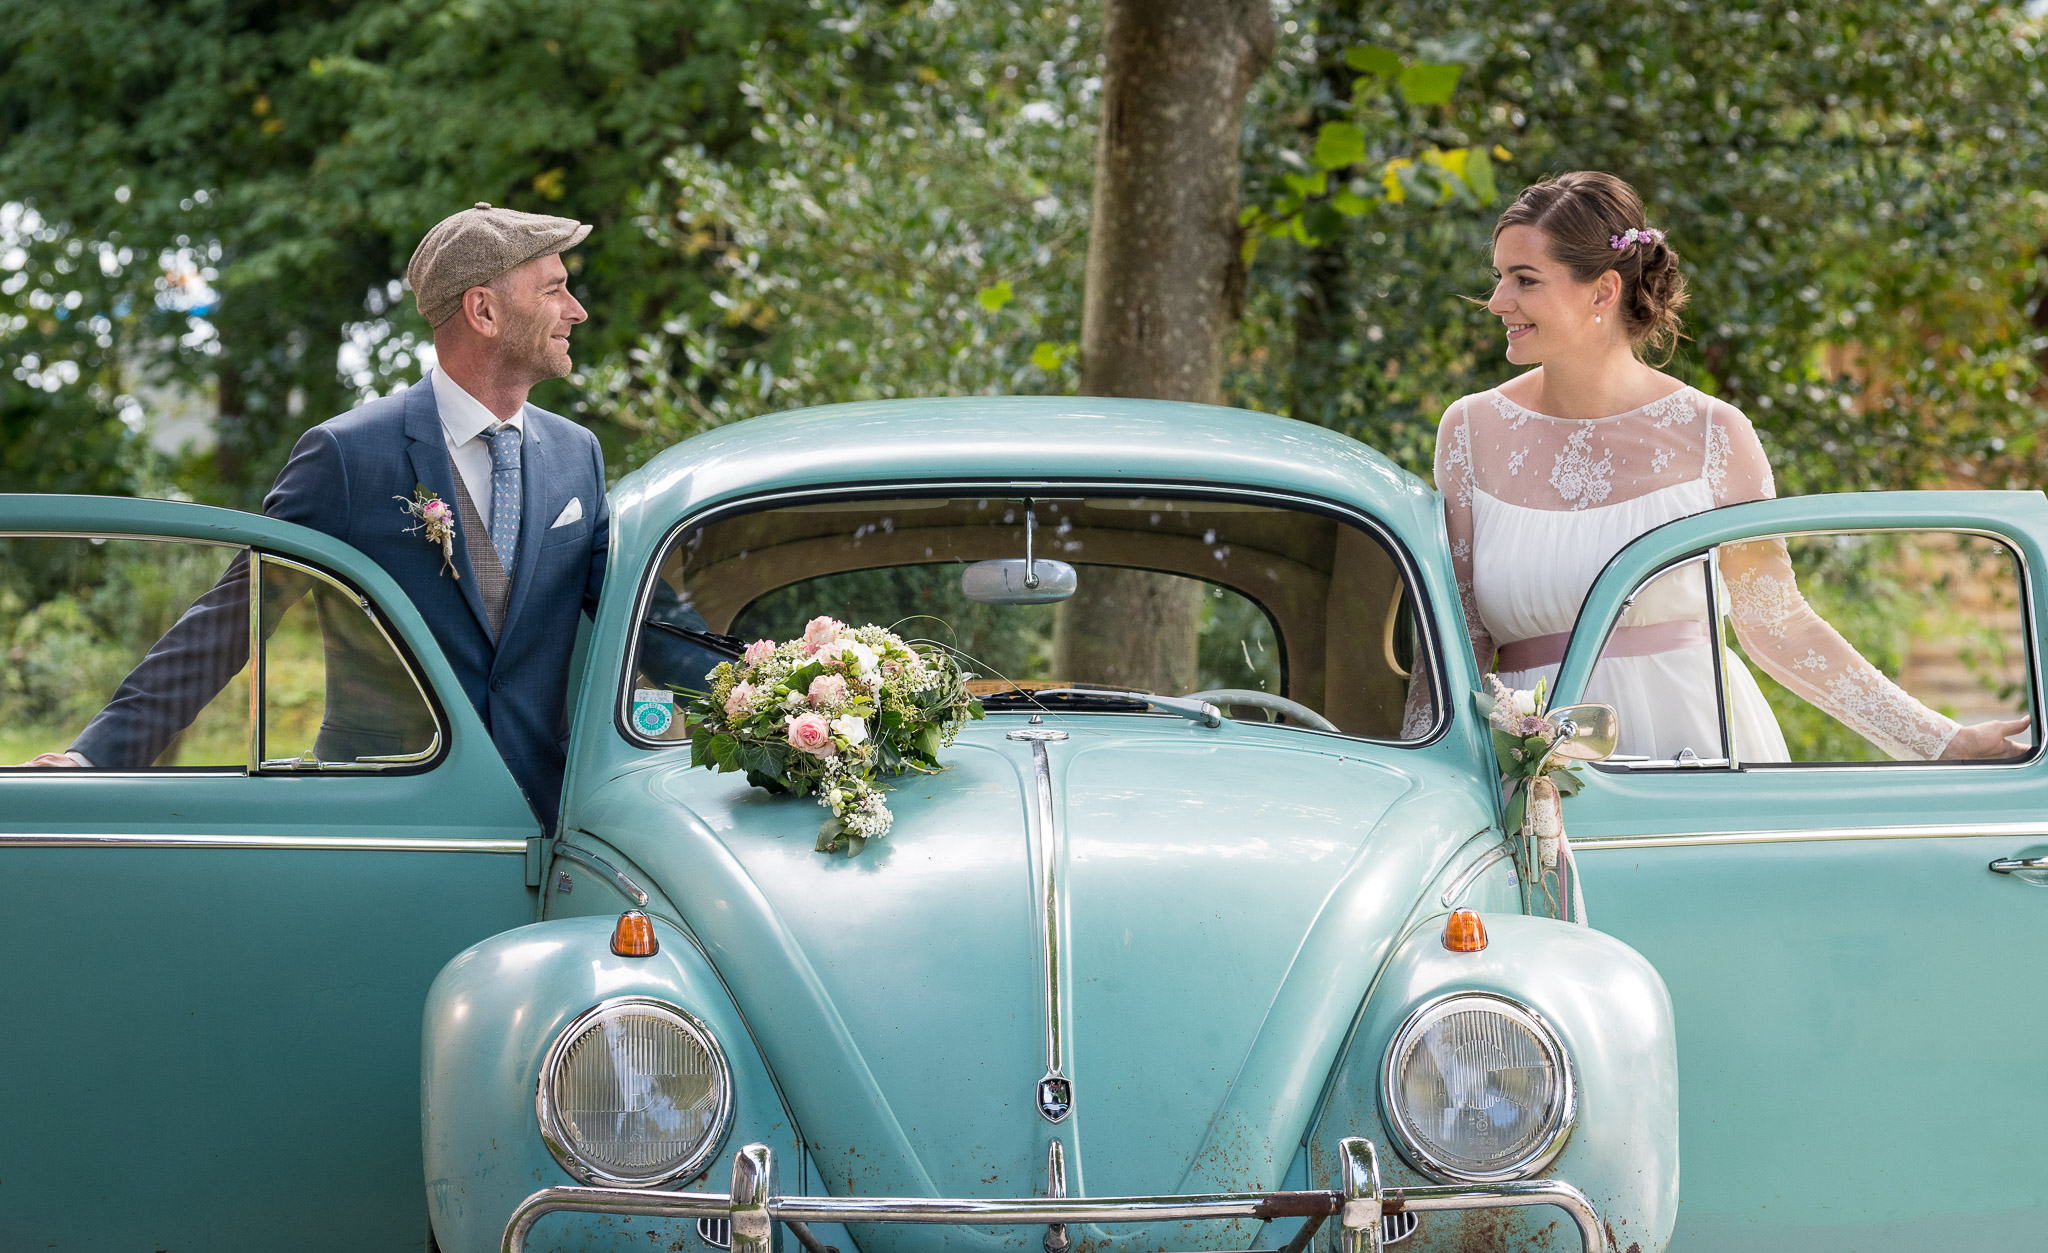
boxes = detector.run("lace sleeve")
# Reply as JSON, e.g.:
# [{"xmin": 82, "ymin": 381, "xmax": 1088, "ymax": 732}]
[
  {"xmin": 1710, "ymin": 408, "xmax": 1959, "ymax": 759},
  {"xmin": 1435, "ymin": 397, "xmax": 1494, "ymax": 673}
]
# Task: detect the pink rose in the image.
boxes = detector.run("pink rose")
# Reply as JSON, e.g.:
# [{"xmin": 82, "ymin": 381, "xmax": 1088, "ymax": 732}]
[
  {"xmin": 423, "ymin": 499, "xmax": 452, "ymax": 523},
  {"xmin": 808, "ymin": 674, "xmax": 847, "ymax": 707},
  {"xmin": 724, "ymin": 682, "xmax": 757, "ymax": 719},
  {"xmin": 814, "ymin": 640, "xmax": 844, "ymax": 668},
  {"xmin": 743, "ymin": 639, "xmax": 775, "ymax": 668},
  {"xmin": 786, "ymin": 712, "xmax": 833, "ymax": 756},
  {"xmin": 801, "ymin": 615, "xmax": 844, "ymax": 654}
]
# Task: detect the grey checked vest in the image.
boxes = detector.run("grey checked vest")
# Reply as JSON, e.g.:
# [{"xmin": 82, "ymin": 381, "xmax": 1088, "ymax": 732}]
[{"xmin": 452, "ymin": 476, "xmax": 511, "ymax": 639}]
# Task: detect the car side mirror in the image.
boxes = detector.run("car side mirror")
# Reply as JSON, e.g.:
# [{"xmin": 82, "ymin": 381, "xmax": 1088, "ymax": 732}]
[
  {"xmin": 960, "ymin": 558, "xmax": 1078, "ymax": 605},
  {"xmin": 1547, "ymin": 703, "xmax": 1619, "ymax": 762}
]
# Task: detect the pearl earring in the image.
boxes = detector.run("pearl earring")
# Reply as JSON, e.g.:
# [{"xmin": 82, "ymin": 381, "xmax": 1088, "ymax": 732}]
[{"xmin": 1595, "ymin": 315, "xmax": 1603, "ymax": 324}]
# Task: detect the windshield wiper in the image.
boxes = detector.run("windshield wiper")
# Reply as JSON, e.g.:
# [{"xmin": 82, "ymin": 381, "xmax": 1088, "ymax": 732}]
[
  {"xmin": 982, "ymin": 687, "xmax": 1222, "ymax": 729},
  {"xmin": 642, "ymin": 619, "xmax": 745, "ymax": 657}
]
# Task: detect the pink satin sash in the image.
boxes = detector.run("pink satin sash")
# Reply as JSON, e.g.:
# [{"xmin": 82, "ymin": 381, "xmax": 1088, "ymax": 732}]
[{"xmin": 1495, "ymin": 619, "xmax": 1710, "ymax": 674}]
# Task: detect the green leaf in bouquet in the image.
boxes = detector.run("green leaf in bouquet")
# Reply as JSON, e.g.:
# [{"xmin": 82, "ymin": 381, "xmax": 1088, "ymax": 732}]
[
  {"xmin": 708, "ymin": 734, "xmax": 741, "ymax": 773},
  {"xmin": 1491, "ymin": 728, "xmax": 1520, "ymax": 775},
  {"xmin": 689, "ymin": 725, "xmax": 714, "ymax": 769},
  {"xmin": 745, "ymin": 768, "xmax": 791, "ymax": 793},
  {"xmin": 1502, "ymin": 785, "xmax": 1528, "ymax": 836},
  {"xmin": 880, "ymin": 708, "xmax": 905, "ymax": 729},
  {"xmin": 967, "ymin": 699, "xmax": 985, "ymax": 720},
  {"xmin": 787, "ymin": 660, "xmax": 824, "ymax": 691},
  {"xmin": 915, "ymin": 723, "xmax": 942, "ymax": 760},
  {"xmin": 1548, "ymin": 767, "xmax": 1583, "ymax": 797},
  {"xmin": 737, "ymin": 741, "xmax": 783, "ymax": 779},
  {"xmin": 815, "ymin": 816, "xmax": 845, "ymax": 853},
  {"xmin": 844, "ymin": 836, "xmax": 865, "ymax": 858}
]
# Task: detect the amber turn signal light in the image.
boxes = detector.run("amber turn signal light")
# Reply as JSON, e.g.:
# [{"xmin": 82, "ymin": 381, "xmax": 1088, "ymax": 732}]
[
  {"xmin": 1442, "ymin": 909, "xmax": 1487, "ymax": 953},
  {"xmin": 611, "ymin": 909, "xmax": 659, "ymax": 958}
]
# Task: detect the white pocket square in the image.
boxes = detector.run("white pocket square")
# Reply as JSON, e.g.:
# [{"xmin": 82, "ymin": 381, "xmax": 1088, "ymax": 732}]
[{"xmin": 550, "ymin": 498, "xmax": 583, "ymax": 529}]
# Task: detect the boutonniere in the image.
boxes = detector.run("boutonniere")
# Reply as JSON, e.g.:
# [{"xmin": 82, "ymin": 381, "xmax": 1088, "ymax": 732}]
[{"xmin": 395, "ymin": 484, "xmax": 460, "ymax": 580}]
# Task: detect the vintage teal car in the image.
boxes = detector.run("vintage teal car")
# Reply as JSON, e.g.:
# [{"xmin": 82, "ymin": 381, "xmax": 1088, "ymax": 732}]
[{"xmin": 2, "ymin": 397, "xmax": 2042, "ymax": 1253}]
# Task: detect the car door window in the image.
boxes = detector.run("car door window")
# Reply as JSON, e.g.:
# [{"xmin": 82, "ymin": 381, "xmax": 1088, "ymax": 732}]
[
  {"xmin": 0, "ymin": 536, "xmax": 442, "ymax": 772},
  {"xmin": 1589, "ymin": 529, "xmax": 2035, "ymax": 768},
  {"xmin": 254, "ymin": 554, "xmax": 441, "ymax": 770},
  {"xmin": 1721, "ymin": 530, "xmax": 2033, "ymax": 765},
  {"xmin": 0, "ymin": 535, "xmax": 252, "ymax": 768}
]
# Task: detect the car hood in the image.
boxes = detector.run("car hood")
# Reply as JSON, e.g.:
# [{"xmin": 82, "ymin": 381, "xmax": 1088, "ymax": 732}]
[{"xmin": 578, "ymin": 718, "xmax": 1486, "ymax": 1252}]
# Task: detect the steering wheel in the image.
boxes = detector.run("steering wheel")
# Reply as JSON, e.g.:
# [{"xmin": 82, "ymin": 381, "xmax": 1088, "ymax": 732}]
[{"xmin": 1185, "ymin": 689, "xmax": 1338, "ymax": 733}]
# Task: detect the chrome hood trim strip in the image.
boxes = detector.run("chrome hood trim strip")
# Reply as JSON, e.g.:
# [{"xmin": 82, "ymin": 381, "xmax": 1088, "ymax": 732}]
[{"xmin": 1010, "ymin": 726, "xmax": 1075, "ymax": 1123}]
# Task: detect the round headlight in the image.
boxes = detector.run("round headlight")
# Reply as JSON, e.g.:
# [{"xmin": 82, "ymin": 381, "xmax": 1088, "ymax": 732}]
[
  {"xmin": 537, "ymin": 997, "xmax": 733, "ymax": 1187},
  {"xmin": 1381, "ymin": 993, "xmax": 1573, "ymax": 1182}
]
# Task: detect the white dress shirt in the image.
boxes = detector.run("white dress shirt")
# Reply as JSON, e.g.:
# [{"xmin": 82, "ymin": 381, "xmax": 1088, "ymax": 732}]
[{"xmin": 429, "ymin": 367, "xmax": 525, "ymax": 520}]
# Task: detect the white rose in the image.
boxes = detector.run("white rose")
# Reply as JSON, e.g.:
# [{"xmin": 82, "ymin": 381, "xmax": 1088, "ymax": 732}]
[
  {"xmin": 1511, "ymin": 688, "xmax": 1538, "ymax": 716},
  {"xmin": 784, "ymin": 690, "xmax": 806, "ymax": 709},
  {"xmin": 831, "ymin": 713, "xmax": 869, "ymax": 746}
]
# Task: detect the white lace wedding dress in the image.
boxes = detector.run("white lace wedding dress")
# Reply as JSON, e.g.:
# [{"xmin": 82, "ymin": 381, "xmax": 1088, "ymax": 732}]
[{"xmin": 1434, "ymin": 384, "xmax": 1960, "ymax": 763}]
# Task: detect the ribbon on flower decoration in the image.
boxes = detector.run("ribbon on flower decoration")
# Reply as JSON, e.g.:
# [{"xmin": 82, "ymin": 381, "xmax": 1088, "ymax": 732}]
[{"xmin": 1475, "ymin": 675, "xmax": 1609, "ymax": 925}]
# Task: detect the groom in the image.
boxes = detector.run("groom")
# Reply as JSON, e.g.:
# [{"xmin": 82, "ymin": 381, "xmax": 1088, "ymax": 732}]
[{"xmin": 51, "ymin": 204, "xmax": 628, "ymax": 826}]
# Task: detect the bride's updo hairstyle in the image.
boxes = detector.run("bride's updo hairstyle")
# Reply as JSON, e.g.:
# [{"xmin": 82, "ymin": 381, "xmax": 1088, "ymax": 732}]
[{"xmin": 1494, "ymin": 171, "xmax": 1688, "ymax": 363}]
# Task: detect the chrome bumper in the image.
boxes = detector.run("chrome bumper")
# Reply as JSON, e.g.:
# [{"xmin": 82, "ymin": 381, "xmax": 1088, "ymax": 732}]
[{"xmin": 502, "ymin": 1139, "xmax": 1609, "ymax": 1253}]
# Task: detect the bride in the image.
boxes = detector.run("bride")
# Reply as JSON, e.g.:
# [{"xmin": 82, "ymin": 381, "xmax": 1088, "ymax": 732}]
[{"xmin": 1437, "ymin": 170, "xmax": 2025, "ymax": 763}]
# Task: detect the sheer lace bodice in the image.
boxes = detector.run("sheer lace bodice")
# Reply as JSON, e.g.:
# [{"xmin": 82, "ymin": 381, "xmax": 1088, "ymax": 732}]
[{"xmin": 1434, "ymin": 384, "xmax": 1959, "ymax": 761}]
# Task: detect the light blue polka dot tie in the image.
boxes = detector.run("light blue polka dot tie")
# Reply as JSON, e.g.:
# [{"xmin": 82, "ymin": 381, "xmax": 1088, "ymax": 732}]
[{"xmin": 485, "ymin": 423, "xmax": 522, "ymax": 572}]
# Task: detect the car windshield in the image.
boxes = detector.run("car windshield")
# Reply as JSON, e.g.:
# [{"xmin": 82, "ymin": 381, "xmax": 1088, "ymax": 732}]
[{"xmin": 628, "ymin": 493, "xmax": 1436, "ymax": 741}]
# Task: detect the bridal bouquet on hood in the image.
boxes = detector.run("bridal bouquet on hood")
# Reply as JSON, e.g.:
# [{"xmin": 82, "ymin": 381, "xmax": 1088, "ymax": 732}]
[{"xmin": 688, "ymin": 617, "xmax": 983, "ymax": 856}]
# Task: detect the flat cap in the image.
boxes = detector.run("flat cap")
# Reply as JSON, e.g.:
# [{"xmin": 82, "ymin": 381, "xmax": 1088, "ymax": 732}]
[{"xmin": 406, "ymin": 202, "xmax": 592, "ymax": 328}]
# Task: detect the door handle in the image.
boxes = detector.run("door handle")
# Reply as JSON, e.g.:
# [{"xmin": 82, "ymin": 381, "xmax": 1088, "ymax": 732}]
[{"xmin": 1989, "ymin": 855, "xmax": 2048, "ymax": 874}]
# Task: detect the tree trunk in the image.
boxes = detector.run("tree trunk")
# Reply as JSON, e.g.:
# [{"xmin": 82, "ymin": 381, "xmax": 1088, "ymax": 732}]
[{"xmin": 1053, "ymin": 0, "xmax": 1274, "ymax": 694}]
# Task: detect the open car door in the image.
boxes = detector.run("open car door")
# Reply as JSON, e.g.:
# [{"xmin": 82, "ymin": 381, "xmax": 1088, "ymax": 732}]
[
  {"xmin": 1549, "ymin": 489, "xmax": 2048, "ymax": 1250},
  {"xmin": 0, "ymin": 495, "xmax": 543, "ymax": 1251}
]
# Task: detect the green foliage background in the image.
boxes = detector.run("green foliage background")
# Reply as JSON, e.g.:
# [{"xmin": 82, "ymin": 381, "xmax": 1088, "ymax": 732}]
[{"xmin": 3, "ymin": 0, "xmax": 2044, "ymax": 496}]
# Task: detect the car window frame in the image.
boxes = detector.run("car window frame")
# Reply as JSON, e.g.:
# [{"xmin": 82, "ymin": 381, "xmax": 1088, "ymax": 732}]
[
  {"xmin": 616, "ymin": 479, "xmax": 1453, "ymax": 750},
  {"xmin": 0, "ymin": 530, "xmax": 451, "ymax": 779},
  {"xmin": 1585, "ymin": 524, "xmax": 2043, "ymax": 776}
]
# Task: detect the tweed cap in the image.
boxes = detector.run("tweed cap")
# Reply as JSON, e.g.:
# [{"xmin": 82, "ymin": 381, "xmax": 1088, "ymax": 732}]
[{"xmin": 406, "ymin": 202, "xmax": 592, "ymax": 328}]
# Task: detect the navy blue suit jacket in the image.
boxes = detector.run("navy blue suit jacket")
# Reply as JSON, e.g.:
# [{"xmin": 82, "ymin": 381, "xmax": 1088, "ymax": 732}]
[{"xmin": 75, "ymin": 383, "xmax": 608, "ymax": 827}]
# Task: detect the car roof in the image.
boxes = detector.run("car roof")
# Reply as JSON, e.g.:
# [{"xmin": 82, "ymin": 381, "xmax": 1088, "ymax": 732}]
[{"xmin": 608, "ymin": 397, "xmax": 1441, "ymax": 553}]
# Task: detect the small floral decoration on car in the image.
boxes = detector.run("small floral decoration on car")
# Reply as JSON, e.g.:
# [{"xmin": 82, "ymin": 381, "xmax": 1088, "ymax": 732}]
[
  {"xmin": 1477, "ymin": 674, "xmax": 1585, "ymax": 836},
  {"xmin": 688, "ymin": 617, "xmax": 984, "ymax": 857}
]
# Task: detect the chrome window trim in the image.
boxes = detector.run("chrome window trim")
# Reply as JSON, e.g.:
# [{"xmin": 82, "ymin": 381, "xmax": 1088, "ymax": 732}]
[
  {"xmin": 1585, "ymin": 526, "xmax": 2042, "ymax": 774},
  {"xmin": 537, "ymin": 996, "xmax": 735, "ymax": 1190},
  {"xmin": 1380, "ymin": 991, "xmax": 1577, "ymax": 1186},
  {"xmin": 0, "ymin": 832, "xmax": 526, "ymax": 852},
  {"xmin": 619, "ymin": 479, "xmax": 1452, "ymax": 751},
  {"xmin": 1573, "ymin": 820, "xmax": 2048, "ymax": 852}
]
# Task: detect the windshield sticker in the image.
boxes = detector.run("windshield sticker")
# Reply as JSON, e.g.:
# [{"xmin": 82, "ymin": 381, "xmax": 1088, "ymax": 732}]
[{"xmin": 632, "ymin": 688, "xmax": 676, "ymax": 736}]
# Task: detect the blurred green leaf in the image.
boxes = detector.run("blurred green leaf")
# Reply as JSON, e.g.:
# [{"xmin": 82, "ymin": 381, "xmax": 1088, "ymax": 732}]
[
  {"xmin": 1311, "ymin": 121, "xmax": 1367, "ymax": 170},
  {"xmin": 977, "ymin": 280, "xmax": 1014, "ymax": 312},
  {"xmin": 1345, "ymin": 44, "xmax": 1402, "ymax": 77},
  {"xmin": 1396, "ymin": 63, "xmax": 1462, "ymax": 105}
]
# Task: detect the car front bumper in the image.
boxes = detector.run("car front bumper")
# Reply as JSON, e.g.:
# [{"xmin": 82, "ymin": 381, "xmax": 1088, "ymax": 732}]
[{"xmin": 501, "ymin": 1139, "xmax": 1610, "ymax": 1253}]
